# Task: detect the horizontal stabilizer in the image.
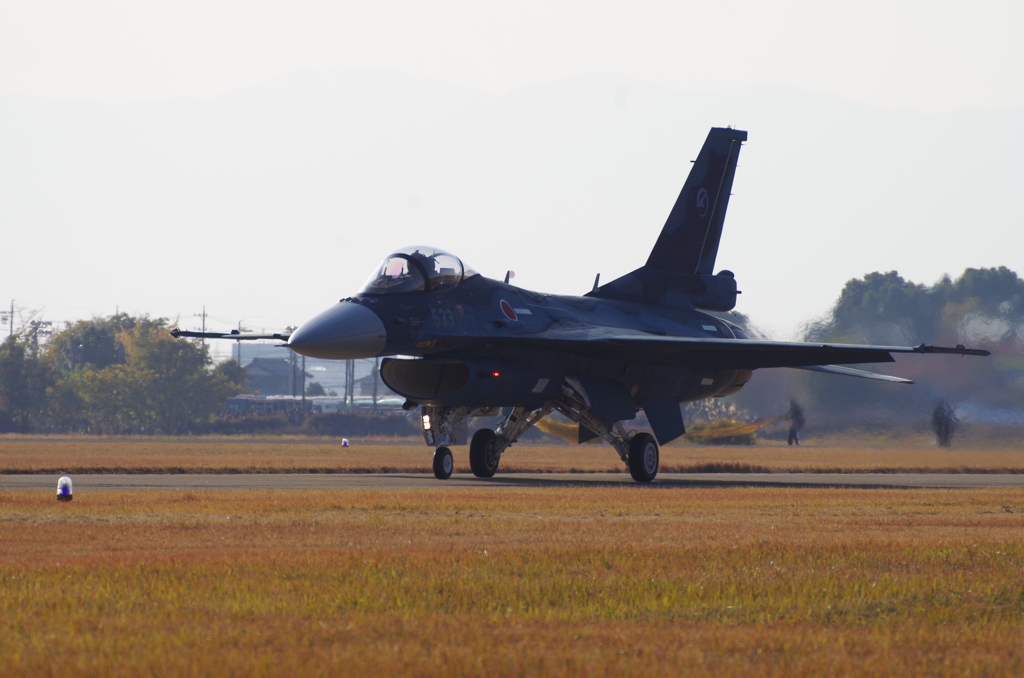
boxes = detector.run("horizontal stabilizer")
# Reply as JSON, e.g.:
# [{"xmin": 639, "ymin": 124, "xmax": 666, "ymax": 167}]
[{"xmin": 790, "ymin": 364, "xmax": 913, "ymax": 384}]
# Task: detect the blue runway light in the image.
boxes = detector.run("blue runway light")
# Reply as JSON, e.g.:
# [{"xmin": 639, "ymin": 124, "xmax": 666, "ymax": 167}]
[{"xmin": 57, "ymin": 476, "xmax": 73, "ymax": 502}]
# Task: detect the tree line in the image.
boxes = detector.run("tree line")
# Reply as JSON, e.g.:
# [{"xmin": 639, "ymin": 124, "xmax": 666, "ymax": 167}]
[
  {"xmin": 0, "ymin": 313, "xmax": 420, "ymax": 437},
  {"xmin": 731, "ymin": 266, "xmax": 1022, "ymax": 433},
  {"xmin": 2, "ymin": 266, "xmax": 1020, "ymax": 436},
  {"xmin": 0, "ymin": 315, "xmax": 246, "ymax": 434}
]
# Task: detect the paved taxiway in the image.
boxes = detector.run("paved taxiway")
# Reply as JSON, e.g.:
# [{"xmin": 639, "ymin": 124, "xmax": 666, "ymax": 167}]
[{"xmin": 4, "ymin": 472, "xmax": 1024, "ymax": 492}]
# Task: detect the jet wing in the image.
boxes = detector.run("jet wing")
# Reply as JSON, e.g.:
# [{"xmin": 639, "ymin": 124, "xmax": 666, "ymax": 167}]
[
  {"xmin": 169, "ymin": 329, "xmax": 292, "ymax": 342},
  {"xmin": 443, "ymin": 324, "xmax": 988, "ymax": 377},
  {"xmin": 593, "ymin": 334, "xmax": 988, "ymax": 382},
  {"xmin": 597, "ymin": 334, "xmax": 990, "ymax": 369}
]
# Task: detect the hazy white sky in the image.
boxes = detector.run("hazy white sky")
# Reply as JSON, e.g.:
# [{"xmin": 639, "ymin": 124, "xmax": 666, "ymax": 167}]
[
  {"xmin": 2, "ymin": 0, "xmax": 1022, "ymax": 350},
  {"xmin": 3, "ymin": 0, "xmax": 1022, "ymax": 110}
]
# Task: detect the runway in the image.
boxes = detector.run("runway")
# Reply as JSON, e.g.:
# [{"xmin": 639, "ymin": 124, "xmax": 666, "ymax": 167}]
[{"xmin": 4, "ymin": 472, "xmax": 1024, "ymax": 492}]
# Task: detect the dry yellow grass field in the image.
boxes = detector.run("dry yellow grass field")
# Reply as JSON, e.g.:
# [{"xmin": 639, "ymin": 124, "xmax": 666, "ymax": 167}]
[
  {"xmin": 2, "ymin": 485, "xmax": 1023, "ymax": 676},
  {"xmin": 3, "ymin": 435, "xmax": 1024, "ymax": 474}
]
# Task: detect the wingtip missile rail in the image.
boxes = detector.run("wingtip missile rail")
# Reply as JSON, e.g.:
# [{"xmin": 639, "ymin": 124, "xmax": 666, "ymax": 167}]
[{"xmin": 169, "ymin": 328, "xmax": 292, "ymax": 342}]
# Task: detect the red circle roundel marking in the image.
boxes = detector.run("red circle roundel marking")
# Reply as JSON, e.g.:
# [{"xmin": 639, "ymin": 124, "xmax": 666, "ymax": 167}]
[{"xmin": 500, "ymin": 299, "xmax": 518, "ymax": 321}]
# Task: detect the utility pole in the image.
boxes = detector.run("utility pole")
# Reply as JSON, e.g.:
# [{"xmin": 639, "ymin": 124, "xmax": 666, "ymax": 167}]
[
  {"xmin": 234, "ymin": 320, "xmax": 249, "ymax": 365},
  {"xmin": 193, "ymin": 306, "xmax": 208, "ymax": 346},
  {"xmin": 345, "ymin": 360, "xmax": 355, "ymax": 410},
  {"xmin": 1, "ymin": 300, "xmax": 12, "ymax": 338},
  {"xmin": 372, "ymin": 357, "xmax": 380, "ymax": 414},
  {"xmin": 301, "ymin": 355, "xmax": 307, "ymax": 417},
  {"xmin": 289, "ymin": 350, "xmax": 296, "ymax": 396}
]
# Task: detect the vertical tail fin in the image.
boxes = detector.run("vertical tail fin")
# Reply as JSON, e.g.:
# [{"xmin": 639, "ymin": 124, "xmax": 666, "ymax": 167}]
[
  {"xmin": 646, "ymin": 127, "xmax": 747, "ymax": 274},
  {"xmin": 588, "ymin": 127, "xmax": 746, "ymax": 311}
]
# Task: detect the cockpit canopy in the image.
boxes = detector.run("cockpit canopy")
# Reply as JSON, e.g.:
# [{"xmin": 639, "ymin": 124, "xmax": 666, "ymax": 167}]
[{"xmin": 360, "ymin": 246, "xmax": 478, "ymax": 295}]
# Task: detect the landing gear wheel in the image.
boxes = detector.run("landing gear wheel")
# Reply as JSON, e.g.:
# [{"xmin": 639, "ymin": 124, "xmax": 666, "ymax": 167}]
[
  {"xmin": 628, "ymin": 433, "xmax": 659, "ymax": 483},
  {"xmin": 432, "ymin": 446, "xmax": 454, "ymax": 480},
  {"xmin": 469, "ymin": 428, "xmax": 500, "ymax": 478}
]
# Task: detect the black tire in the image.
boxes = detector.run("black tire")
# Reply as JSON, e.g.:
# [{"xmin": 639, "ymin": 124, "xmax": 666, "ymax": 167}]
[
  {"xmin": 628, "ymin": 433, "xmax": 659, "ymax": 482},
  {"xmin": 469, "ymin": 428, "xmax": 500, "ymax": 478},
  {"xmin": 433, "ymin": 446, "xmax": 454, "ymax": 480}
]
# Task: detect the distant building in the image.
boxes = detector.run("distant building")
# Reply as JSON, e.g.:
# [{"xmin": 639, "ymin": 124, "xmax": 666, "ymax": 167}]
[
  {"xmin": 235, "ymin": 343, "xmax": 400, "ymax": 402},
  {"xmin": 225, "ymin": 394, "xmax": 407, "ymax": 417},
  {"xmin": 234, "ymin": 343, "xmax": 354, "ymax": 395},
  {"xmin": 244, "ymin": 357, "xmax": 311, "ymax": 396},
  {"xmin": 355, "ymin": 366, "xmax": 389, "ymax": 397}
]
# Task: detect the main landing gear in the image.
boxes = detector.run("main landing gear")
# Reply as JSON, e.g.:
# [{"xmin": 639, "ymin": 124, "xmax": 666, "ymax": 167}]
[
  {"xmin": 627, "ymin": 432, "xmax": 659, "ymax": 483},
  {"xmin": 418, "ymin": 381, "xmax": 664, "ymax": 483},
  {"xmin": 469, "ymin": 429, "xmax": 500, "ymax": 478}
]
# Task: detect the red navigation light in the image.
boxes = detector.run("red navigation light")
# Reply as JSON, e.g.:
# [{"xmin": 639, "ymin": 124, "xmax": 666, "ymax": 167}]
[{"xmin": 491, "ymin": 371, "xmax": 501, "ymax": 378}]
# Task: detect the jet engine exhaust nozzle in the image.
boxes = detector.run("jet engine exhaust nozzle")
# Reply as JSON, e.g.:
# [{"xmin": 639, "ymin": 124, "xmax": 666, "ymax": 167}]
[{"xmin": 287, "ymin": 301, "xmax": 387, "ymax": 359}]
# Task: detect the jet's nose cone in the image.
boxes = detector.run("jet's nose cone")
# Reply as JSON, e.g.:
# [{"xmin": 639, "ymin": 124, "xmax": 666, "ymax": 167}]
[{"xmin": 288, "ymin": 301, "xmax": 387, "ymax": 359}]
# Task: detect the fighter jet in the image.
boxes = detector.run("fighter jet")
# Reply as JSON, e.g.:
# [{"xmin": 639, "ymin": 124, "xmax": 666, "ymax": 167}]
[{"xmin": 173, "ymin": 128, "xmax": 988, "ymax": 482}]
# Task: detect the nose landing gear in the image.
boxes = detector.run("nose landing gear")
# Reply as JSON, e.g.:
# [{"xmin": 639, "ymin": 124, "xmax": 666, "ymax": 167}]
[{"xmin": 432, "ymin": 446, "xmax": 454, "ymax": 479}]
